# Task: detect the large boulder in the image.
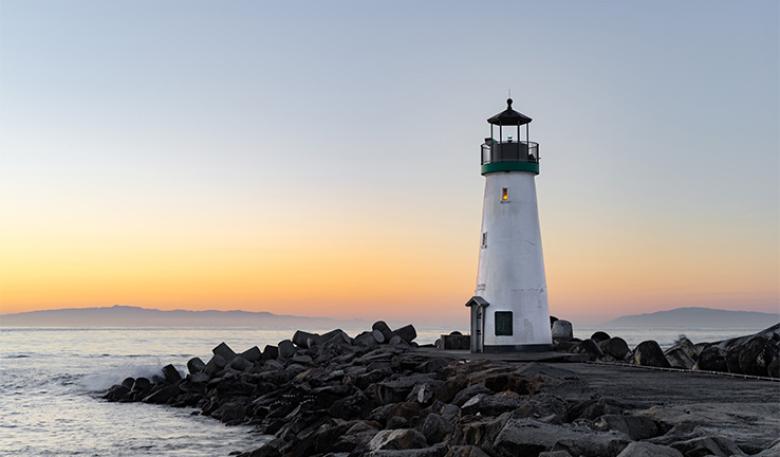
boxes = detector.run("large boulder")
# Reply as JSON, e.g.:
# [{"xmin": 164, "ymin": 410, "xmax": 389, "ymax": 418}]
[
  {"xmin": 421, "ymin": 413, "xmax": 453, "ymax": 443},
  {"xmin": 551, "ymin": 320, "xmax": 573, "ymax": 340},
  {"xmin": 616, "ymin": 442, "xmax": 682, "ymax": 457},
  {"xmin": 212, "ymin": 342, "xmax": 237, "ymax": 361},
  {"xmin": 394, "ymin": 325, "xmax": 418, "ymax": 344},
  {"xmin": 734, "ymin": 335, "xmax": 772, "ymax": 376},
  {"xmin": 591, "ymin": 331, "xmax": 610, "ymax": 343},
  {"xmin": 373, "ymin": 321, "xmax": 394, "ymax": 341},
  {"xmin": 277, "ymin": 339, "xmax": 295, "ymax": 359},
  {"xmin": 696, "ymin": 345, "xmax": 727, "ymax": 372},
  {"xmin": 664, "ymin": 337, "xmax": 697, "ymax": 369},
  {"xmin": 632, "ymin": 340, "xmax": 671, "ymax": 368},
  {"xmin": 572, "ymin": 339, "xmax": 603, "ymax": 361},
  {"xmin": 240, "ymin": 346, "xmax": 262, "ymax": 362},
  {"xmin": 187, "ymin": 357, "xmax": 206, "ymax": 374},
  {"xmin": 292, "ymin": 330, "xmax": 320, "ymax": 349},
  {"xmin": 161, "ymin": 364, "xmax": 182, "ymax": 384},
  {"xmin": 262, "ymin": 345, "xmax": 279, "ymax": 360},
  {"xmin": 601, "ymin": 337, "xmax": 630, "ymax": 360},
  {"xmin": 491, "ymin": 418, "xmax": 626, "ymax": 457}
]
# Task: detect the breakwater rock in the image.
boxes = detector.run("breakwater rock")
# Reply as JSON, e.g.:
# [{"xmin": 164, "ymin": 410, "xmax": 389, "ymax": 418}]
[
  {"xmin": 104, "ymin": 322, "xmax": 779, "ymax": 456},
  {"xmin": 551, "ymin": 320, "xmax": 780, "ymax": 378}
]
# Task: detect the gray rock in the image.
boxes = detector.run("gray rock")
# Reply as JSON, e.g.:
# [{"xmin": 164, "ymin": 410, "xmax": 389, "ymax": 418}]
[
  {"xmin": 616, "ymin": 442, "xmax": 682, "ymax": 457},
  {"xmin": 671, "ymin": 435, "xmax": 746, "ymax": 457},
  {"xmin": 539, "ymin": 452, "xmax": 573, "ymax": 457},
  {"xmin": 445, "ymin": 446, "xmax": 491, "ymax": 457},
  {"xmin": 492, "ymin": 418, "xmax": 627, "ymax": 457},
  {"xmin": 572, "ymin": 339, "xmax": 603, "ymax": 361},
  {"xmin": 240, "ymin": 346, "xmax": 262, "ymax": 362},
  {"xmin": 161, "ymin": 364, "xmax": 182, "ymax": 384},
  {"xmin": 187, "ymin": 357, "xmax": 206, "ymax": 374},
  {"xmin": 452, "ymin": 384, "xmax": 492, "ymax": 407},
  {"xmin": 421, "ymin": 413, "xmax": 453, "ymax": 443},
  {"xmin": 373, "ymin": 321, "xmax": 394, "ymax": 341},
  {"xmin": 368, "ymin": 428, "xmax": 427, "ymax": 451},
  {"xmin": 212, "ymin": 342, "xmax": 237, "ymax": 361},
  {"xmin": 229, "ymin": 356, "xmax": 252, "ymax": 371},
  {"xmin": 370, "ymin": 444, "xmax": 448, "ymax": 457},
  {"xmin": 696, "ymin": 345, "xmax": 727, "ymax": 371},
  {"xmin": 356, "ymin": 331, "xmax": 380, "ymax": 348},
  {"xmin": 372, "ymin": 329, "xmax": 387, "ymax": 344},
  {"xmin": 551, "ymin": 320, "xmax": 573, "ymax": 340},
  {"xmin": 277, "ymin": 339, "xmax": 295, "ymax": 359},
  {"xmin": 593, "ymin": 414, "xmax": 662, "ymax": 440},
  {"xmin": 393, "ymin": 325, "xmax": 418, "ymax": 344},
  {"xmin": 664, "ymin": 337, "xmax": 697, "ymax": 369},
  {"xmin": 601, "ymin": 337, "xmax": 630, "ymax": 360},
  {"xmin": 292, "ymin": 330, "xmax": 320, "ymax": 348},
  {"xmin": 462, "ymin": 392, "xmax": 523, "ymax": 417},
  {"xmin": 190, "ymin": 372, "xmax": 209, "ymax": 383},
  {"xmin": 632, "ymin": 340, "xmax": 671, "ymax": 368},
  {"xmin": 262, "ymin": 345, "xmax": 279, "ymax": 360},
  {"xmin": 389, "ymin": 335, "xmax": 406, "ymax": 346},
  {"xmin": 204, "ymin": 354, "xmax": 227, "ymax": 376},
  {"xmin": 141, "ymin": 384, "xmax": 180, "ymax": 404}
]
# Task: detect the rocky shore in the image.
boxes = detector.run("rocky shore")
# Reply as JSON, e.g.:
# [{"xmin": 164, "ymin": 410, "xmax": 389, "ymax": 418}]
[{"xmin": 104, "ymin": 322, "xmax": 780, "ymax": 457}]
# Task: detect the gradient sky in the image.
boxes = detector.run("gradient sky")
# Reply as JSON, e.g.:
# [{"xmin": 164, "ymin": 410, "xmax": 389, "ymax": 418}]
[{"xmin": 1, "ymin": 1, "xmax": 778, "ymax": 325}]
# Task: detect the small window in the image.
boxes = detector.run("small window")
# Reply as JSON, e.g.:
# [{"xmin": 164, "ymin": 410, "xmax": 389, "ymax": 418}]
[
  {"xmin": 501, "ymin": 188, "xmax": 509, "ymax": 202},
  {"xmin": 495, "ymin": 311, "xmax": 513, "ymax": 336},
  {"xmin": 481, "ymin": 232, "xmax": 487, "ymax": 249}
]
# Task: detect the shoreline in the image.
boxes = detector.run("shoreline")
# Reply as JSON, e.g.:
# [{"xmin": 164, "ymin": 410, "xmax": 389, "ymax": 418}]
[{"xmin": 103, "ymin": 322, "xmax": 780, "ymax": 456}]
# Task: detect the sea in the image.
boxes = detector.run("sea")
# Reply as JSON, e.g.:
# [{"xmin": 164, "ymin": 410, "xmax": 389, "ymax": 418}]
[{"xmin": 0, "ymin": 326, "xmax": 766, "ymax": 457}]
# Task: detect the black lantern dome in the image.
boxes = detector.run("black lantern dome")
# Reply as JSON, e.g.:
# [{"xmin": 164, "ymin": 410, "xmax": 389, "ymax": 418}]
[
  {"xmin": 487, "ymin": 98, "xmax": 532, "ymax": 126},
  {"xmin": 480, "ymin": 98, "xmax": 540, "ymax": 175}
]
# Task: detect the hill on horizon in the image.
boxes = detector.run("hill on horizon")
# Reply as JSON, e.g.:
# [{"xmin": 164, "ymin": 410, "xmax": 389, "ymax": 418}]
[
  {"xmin": 0, "ymin": 305, "xmax": 368, "ymax": 329},
  {"xmin": 605, "ymin": 307, "xmax": 779, "ymax": 328}
]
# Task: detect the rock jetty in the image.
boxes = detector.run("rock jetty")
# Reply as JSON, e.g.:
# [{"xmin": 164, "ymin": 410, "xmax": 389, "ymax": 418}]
[
  {"xmin": 549, "ymin": 319, "xmax": 780, "ymax": 378},
  {"xmin": 103, "ymin": 321, "xmax": 780, "ymax": 456}
]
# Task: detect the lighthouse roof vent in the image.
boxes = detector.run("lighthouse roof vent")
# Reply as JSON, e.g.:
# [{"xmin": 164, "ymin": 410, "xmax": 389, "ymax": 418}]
[{"xmin": 488, "ymin": 98, "xmax": 532, "ymax": 126}]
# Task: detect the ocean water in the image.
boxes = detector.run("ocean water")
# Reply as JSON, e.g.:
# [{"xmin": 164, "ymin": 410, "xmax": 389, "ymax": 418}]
[{"xmin": 0, "ymin": 326, "xmax": 765, "ymax": 456}]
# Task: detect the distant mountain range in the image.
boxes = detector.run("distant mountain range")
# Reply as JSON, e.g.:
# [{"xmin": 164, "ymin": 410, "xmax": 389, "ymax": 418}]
[
  {"xmin": 0, "ymin": 305, "xmax": 366, "ymax": 329},
  {"xmin": 605, "ymin": 307, "xmax": 779, "ymax": 328}
]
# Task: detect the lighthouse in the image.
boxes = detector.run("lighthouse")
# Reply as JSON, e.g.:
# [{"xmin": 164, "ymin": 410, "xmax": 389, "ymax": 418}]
[{"xmin": 465, "ymin": 99, "xmax": 553, "ymax": 353}]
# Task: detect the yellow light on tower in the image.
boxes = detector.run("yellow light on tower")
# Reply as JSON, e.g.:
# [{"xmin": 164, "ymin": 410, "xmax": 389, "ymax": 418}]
[{"xmin": 501, "ymin": 187, "xmax": 509, "ymax": 201}]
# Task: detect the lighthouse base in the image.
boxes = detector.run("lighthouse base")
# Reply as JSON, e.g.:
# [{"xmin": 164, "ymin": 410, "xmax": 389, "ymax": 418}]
[{"xmin": 482, "ymin": 344, "xmax": 553, "ymax": 353}]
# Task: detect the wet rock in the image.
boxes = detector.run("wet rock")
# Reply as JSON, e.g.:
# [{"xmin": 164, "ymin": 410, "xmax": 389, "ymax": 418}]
[
  {"xmin": 601, "ymin": 337, "xmax": 630, "ymax": 360},
  {"xmin": 161, "ymin": 364, "xmax": 182, "ymax": 384},
  {"xmin": 591, "ymin": 331, "xmax": 610, "ymax": 343},
  {"xmin": 616, "ymin": 442, "xmax": 682, "ymax": 457},
  {"xmin": 142, "ymin": 384, "xmax": 181, "ymax": 404},
  {"xmin": 104, "ymin": 384, "xmax": 130, "ymax": 401},
  {"xmin": 394, "ymin": 325, "xmax": 418, "ymax": 344},
  {"xmin": 551, "ymin": 320, "xmax": 573, "ymax": 340},
  {"xmin": 213, "ymin": 342, "xmax": 237, "ymax": 361},
  {"xmin": 187, "ymin": 357, "xmax": 206, "ymax": 374},
  {"xmin": 632, "ymin": 340, "xmax": 671, "ymax": 368},
  {"xmin": 368, "ymin": 428, "xmax": 427, "ymax": 451}
]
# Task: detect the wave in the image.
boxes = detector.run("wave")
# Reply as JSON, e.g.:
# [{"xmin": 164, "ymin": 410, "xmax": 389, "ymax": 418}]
[{"xmin": 78, "ymin": 364, "xmax": 178, "ymax": 393}]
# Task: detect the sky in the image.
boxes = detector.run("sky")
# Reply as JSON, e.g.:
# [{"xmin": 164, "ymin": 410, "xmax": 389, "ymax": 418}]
[{"xmin": 0, "ymin": 1, "xmax": 778, "ymax": 325}]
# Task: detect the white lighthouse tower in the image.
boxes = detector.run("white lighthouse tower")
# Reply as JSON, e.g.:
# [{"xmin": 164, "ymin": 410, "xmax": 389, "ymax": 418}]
[{"xmin": 466, "ymin": 98, "xmax": 553, "ymax": 352}]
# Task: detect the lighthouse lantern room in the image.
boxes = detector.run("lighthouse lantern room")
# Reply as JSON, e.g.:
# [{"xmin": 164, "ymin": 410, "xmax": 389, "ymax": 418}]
[{"xmin": 466, "ymin": 98, "xmax": 553, "ymax": 353}]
